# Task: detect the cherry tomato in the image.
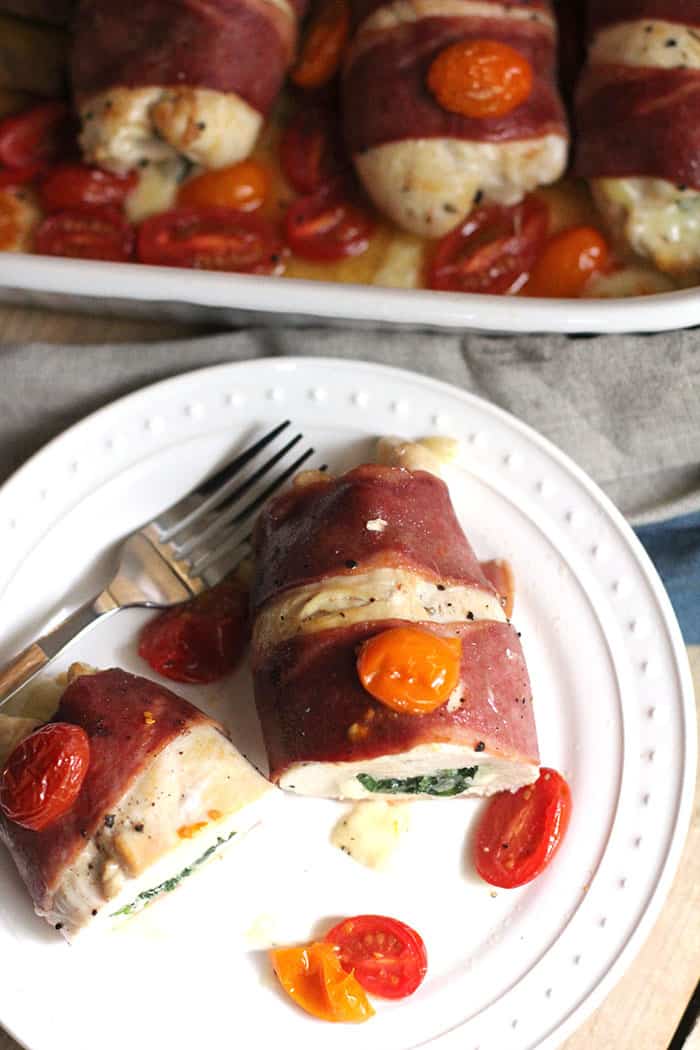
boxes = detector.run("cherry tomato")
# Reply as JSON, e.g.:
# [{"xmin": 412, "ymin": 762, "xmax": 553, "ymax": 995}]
[
  {"xmin": 0, "ymin": 723, "xmax": 90, "ymax": 831},
  {"xmin": 524, "ymin": 225, "xmax": 610, "ymax": 298},
  {"xmin": 279, "ymin": 107, "xmax": 346, "ymax": 195},
  {"xmin": 475, "ymin": 767, "xmax": 572, "ymax": 888},
  {"xmin": 39, "ymin": 164, "xmax": 137, "ymax": 214},
  {"xmin": 35, "ymin": 206, "xmax": 135, "ymax": 262},
  {"xmin": 325, "ymin": 915, "xmax": 428, "ymax": 999},
  {"xmin": 138, "ymin": 577, "xmax": 249, "ymax": 684},
  {"xmin": 0, "ymin": 164, "xmax": 42, "ymax": 188},
  {"xmin": 480, "ymin": 558, "xmax": 515, "ymax": 618},
  {"xmin": 177, "ymin": 161, "xmax": 269, "ymax": 212},
  {"xmin": 0, "ymin": 102, "xmax": 71, "ymax": 170},
  {"xmin": 284, "ymin": 180, "xmax": 374, "ymax": 261},
  {"xmin": 270, "ymin": 941, "xmax": 375, "ymax": 1022},
  {"xmin": 137, "ymin": 206, "xmax": 287, "ymax": 273},
  {"xmin": 356, "ymin": 626, "xmax": 461, "ymax": 714},
  {"xmin": 292, "ymin": 0, "xmax": 350, "ymax": 89},
  {"xmin": 428, "ymin": 196, "xmax": 548, "ymax": 295},
  {"xmin": 427, "ymin": 39, "xmax": 534, "ymax": 119}
]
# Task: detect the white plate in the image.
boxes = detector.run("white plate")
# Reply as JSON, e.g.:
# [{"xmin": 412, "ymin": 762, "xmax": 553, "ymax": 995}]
[
  {"xmin": 0, "ymin": 358, "xmax": 695, "ymax": 1050},
  {"xmin": 1, "ymin": 252, "xmax": 700, "ymax": 334}
]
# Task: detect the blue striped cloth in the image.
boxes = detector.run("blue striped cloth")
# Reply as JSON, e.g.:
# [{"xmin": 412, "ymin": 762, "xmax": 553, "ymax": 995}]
[{"xmin": 635, "ymin": 511, "xmax": 700, "ymax": 645}]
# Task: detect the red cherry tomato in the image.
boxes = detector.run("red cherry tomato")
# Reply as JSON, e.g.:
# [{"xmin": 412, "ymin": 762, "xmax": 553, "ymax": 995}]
[
  {"xmin": 428, "ymin": 196, "xmax": 549, "ymax": 295},
  {"xmin": 34, "ymin": 206, "xmax": 135, "ymax": 262},
  {"xmin": 40, "ymin": 164, "xmax": 137, "ymax": 214},
  {"xmin": 279, "ymin": 107, "xmax": 346, "ymax": 195},
  {"xmin": 139, "ymin": 577, "xmax": 249, "ymax": 684},
  {"xmin": 0, "ymin": 102, "xmax": 72, "ymax": 170},
  {"xmin": 324, "ymin": 915, "xmax": 428, "ymax": 999},
  {"xmin": 0, "ymin": 723, "xmax": 90, "ymax": 831},
  {"xmin": 284, "ymin": 180, "xmax": 374, "ymax": 261},
  {"xmin": 137, "ymin": 206, "xmax": 287, "ymax": 273},
  {"xmin": 474, "ymin": 767, "xmax": 572, "ymax": 888},
  {"xmin": 0, "ymin": 164, "xmax": 42, "ymax": 188}
]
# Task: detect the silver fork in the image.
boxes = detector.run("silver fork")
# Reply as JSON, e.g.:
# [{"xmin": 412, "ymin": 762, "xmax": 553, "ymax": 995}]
[{"xmin": 0, "ymin": 421, "xmax": 315, "ymax": 706}]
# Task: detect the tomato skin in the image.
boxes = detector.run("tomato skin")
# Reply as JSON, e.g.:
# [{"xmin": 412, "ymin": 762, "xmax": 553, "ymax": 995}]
[
  {"xmin": 177, "ymin": 161, "xmax": 269, "ymax": 212},
  {"xmin": 428, "ymin": 196, "xmax": 549, "ymax": 295},
  {"xmin": 0, "ymin": 102, "xmax": 71, "ymax": 170},
  {"xmin": 0, "ymin": 164, "xmax": 42, "ymax": 188},
  {"xmin": 34, "ymin": 206, "xmax": 135, "ymax": 262},
  {"xmin": 474, "ymin": 767, "xmax": 572, "ymax": 889},
  {"xmin": 284, "ymin": 180, "xmax": 374, "ymax": 261},
  {"xmin": 524, "ymin": 225, "xmax": 610, "ymax": 298},
  {"xmin": 325, "ymin": 915, "xmax": 428, "ymax": 999},
  {"xmin": 270, "ymin": 941, "xmax": 375, "ymax": 1022},
  {"xmin": 40, "ymin": 164, "xmax": 137, "ymax": 213},
  {"xmin": 427, "ymin": 39, "xmax": 534, "ymax": 119},
  {"xmin": 292, "ymin": 0, "xmax": 350, "ymax": 89},
  {"xmin": 279, "ymin": 107, "xmax": 346, "ymax": 195},
  {"xmin": 356, "ymin": 626, "xmax": 461, "ymax": 714},
  {"xmin": 137, "ymin": 206, "xmax": 287, "ymax": 273},
  {"xmin": 138, "ymin": 577, "xmax": 249, "ymax": 684},
  {"xmin": 0, "ymin": 723, "xmax": 90, "ymax": 831}
]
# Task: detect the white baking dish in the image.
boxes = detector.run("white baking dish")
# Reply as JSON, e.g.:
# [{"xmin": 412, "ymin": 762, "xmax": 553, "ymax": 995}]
[{"xmin": 0, "ymin": 250, "xmax": 698, "ymax": 334}]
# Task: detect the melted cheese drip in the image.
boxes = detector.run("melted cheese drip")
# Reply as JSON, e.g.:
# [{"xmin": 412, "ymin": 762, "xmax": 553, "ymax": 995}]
[{"xmin": 331, "ymin": 800, "xmax": 412, "ymax": 870}]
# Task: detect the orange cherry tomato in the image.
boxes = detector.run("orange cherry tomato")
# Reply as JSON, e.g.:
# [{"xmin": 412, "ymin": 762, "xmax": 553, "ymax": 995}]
[
  {"xmin": 356, "ymin": 626, "xmax": 462, "ymax": 714},
  {"xmin": 270, "ymin": 942, "xmax": 375, "ymax": 1022},
  {"xmin": 524, "ymin": 225, "xmax": 610, "ymax": 298},
  {"xmin": 480, "ymin": 558, "xmax": 515, "ymax": 618},
  {"xmin": 0, "ymin": 723, "xmax": 90, "ymax": 831},
  {"xmin": 0, "ymin": 189, "xmax": 26, "ymax": 249},
  {"xmin": 427, "ymin": 39, "xmax": 534, "ymax": 119},
  {"xmin": 292, "ymin": 0, "xmax": 350, "ymax": 89},
  {"xmin": 177, "ymin": 161, "xmax": 270, "ymax": 212}
]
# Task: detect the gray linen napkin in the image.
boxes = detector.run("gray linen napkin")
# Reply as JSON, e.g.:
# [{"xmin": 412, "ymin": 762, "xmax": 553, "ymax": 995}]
[{"xmin": 1, "ymin": 327, "xmax": 699, "ymax": 522}]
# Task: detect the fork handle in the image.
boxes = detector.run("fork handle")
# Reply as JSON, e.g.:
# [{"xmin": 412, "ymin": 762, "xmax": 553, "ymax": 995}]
[{"xmin": 0, "ymin": 643, "xmax": 49, "ymax": 702}]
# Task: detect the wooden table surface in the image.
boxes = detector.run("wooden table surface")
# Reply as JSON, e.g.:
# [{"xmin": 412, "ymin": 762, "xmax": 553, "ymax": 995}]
[{"xmin": 0, "ymin": 304, "xmax": 698, "ymax": 1050}]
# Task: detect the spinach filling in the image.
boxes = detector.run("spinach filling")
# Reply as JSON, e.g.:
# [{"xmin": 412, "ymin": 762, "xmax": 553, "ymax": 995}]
[
  {"xmin": 357, "ymin": 767, "xmax": 478, "ymax": 797},
  {"xmin": 111, "ymin": 831, "xmax": 236, "ymax": 917}
]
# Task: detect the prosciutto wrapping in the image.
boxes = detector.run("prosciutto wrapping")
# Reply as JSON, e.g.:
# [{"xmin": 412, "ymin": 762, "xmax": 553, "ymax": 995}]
[
  {"xmin": 342, "ymin": 0, "xmax": 568, "ymax": 236},
  {"xmin": 575, "ymin": 0, "xmax": 700, "ymax": 271},
  {"xmin": 0, "ymin": 667, "xmax": 272, "ymax": 938},
  {"xmin": 72, "ymin": 0, "xmax": 307, "ymax": 173},
  {"xmin": 251, "ymin": 455, "xmax": 540, "ymax": 800}
]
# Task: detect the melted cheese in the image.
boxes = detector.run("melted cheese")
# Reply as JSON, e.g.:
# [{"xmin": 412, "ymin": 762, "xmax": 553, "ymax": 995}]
[
  {"xmin": 331, "ymin": 800, "xmax": 412, "ymax": 870},
  {"xmin": 125, "ymin": 160, "xmax": 183, "ymax": 223},
  {"xmin": 589, "ymin": 20, "xmax": 700, "ymax": 70}
]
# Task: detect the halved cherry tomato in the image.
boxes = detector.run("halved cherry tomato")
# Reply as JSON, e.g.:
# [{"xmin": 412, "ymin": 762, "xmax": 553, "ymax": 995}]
[
  {"xmin": 279, "ymin": 107, "xmax": 346, "ymax": 195},
  {"xmin": 270, "ymin": 941, "xmax": 375, "ymax": 1022},
  {"xmin": 427, "ymin": 39, "xmax": 534, "ymax": 119},
  {"xmin": 325, "ymin": 915, "xmax": 428, "ymax": 999},
  {"xmin": 138, "ymin": 576, "xmax": 249, "ymax": 684},
  {"xmin": 428, "ymin": 196, "xmax": 549, "ymax": 295},
  {"xmin": 524, "ymin": 225, "xmax": 611, "ymax": 298},
  {"xmin": 177, "ymin": 161, "xmax": 269, "ymax": 212},
  {"xmin": 0, "ymin": 102, "xmax": 71, "ymax": 170},
  {"xmin": 292, "ymin": 0, "xmax": 350, "ymax": 88},
  {"xmin": 474, "ymin": 767, "xmax": 572, "ymax": 888},
  {"xmin": 137, "ymin": 206, "xmax": 287, "ymax": 273},
  {"xmin": 356, "ymin": 625, "xmax": 461, "ymax": 714},
  {"xmin": 0, "ymin": 723, "xmax": 90, "ymax": 831},
  {"xmin": 284, "ymin": 180, "xmax": 374, "ymax": 261},
  {"xmin": 480, "ymin": 558, "xmax": 515, "ymax": 618},
  {"xmin": 0, "ymin": 164, "xmax": 41, "ymax": 188},
  {"xmin": 39, "ymin": 164, "xmax": 137, "ymax": 214},
  {"xmin": 35, "ymin": 206, "xmax": 135, "ymax": 262}
]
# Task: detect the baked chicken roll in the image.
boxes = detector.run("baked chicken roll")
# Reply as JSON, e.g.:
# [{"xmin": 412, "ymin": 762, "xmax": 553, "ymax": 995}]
[
  {"xmin": 72, "ymin": 0, "xmax": 307, "ymax": 174},
  {"xmin": 251, "ymin": 463, "xmax": 539, "ymax": 800},
  {"xmin": 576, "ymin": 0, "xmax": 700, "ymax": 272},
  {"xmin": 0, "ymin": 668, "xmax": 272, "ymax": 939},
  {"xmin": 342, "ymin": 0, "xmax": 568, "ymax": 237}
]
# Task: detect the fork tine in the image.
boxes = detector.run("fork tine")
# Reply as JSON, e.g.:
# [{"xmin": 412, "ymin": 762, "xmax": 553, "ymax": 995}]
[{"xmin": 158, "ymin": 420, "xmax": 291, "ymax": 542}]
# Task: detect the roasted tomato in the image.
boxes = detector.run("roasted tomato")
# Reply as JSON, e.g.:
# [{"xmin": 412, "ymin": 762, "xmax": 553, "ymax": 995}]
[
  {"xmin": 292, "ymin": 0, "xmax": 350, "ymax": 88},
  {"xmin": 0, "ymin": 723, "xmax": 90, "ymax": 831},
  {"xmin": 270, "ymin": 941, "xmax": 375, "ymax": 1022},
  {"xmin": 279, "ymin": 106, "xmax": 346, "ymax": 195},
  {"xmin": 474, "ymin": 767, "xmax": 572, "ymax": 888},
  {"xmin": 480, "ymin": 558, "xmax": 515, "ymax": 618},
  {"xmin": 524, "ymin": 225, "xmax": 611, "ymax": 298},
  {"xmin": 0, "ymin": 102, "xmax": 71, "ymax": 170},
  {"xmin": 177, "ymin": 161, "xmax": 269, "ymax": 212},
  {"xmin": 40, "ymin": 164, "xmax": 137, "ymax": 213},
  {"xmin": 0, "ymin": 165, "xmax": 42, "ymax": 188},
  {"xmin": 356, "ymin": 625, "xmax": 461, "ymax": 714},
  {"xmin": 138, "ymin": 577, "xmax": 249, "ymax": 684},
  {"xmin": 428, "ymin": 196, "xmax": 549, "ymax": 295},
  {"xmin": 284, "ymin": 179, "xmax": 374, "ymax": 261},
  {"xmin": 427, "ymin": 39, "xmax": 534, "ymax": 119},
  {"xmin": 137, "ymin": 206, "xmax": 287, "ymax": 273},
  {"xmin": 325, "ymin": 915, "xmax": 428, "ymax": 999},
  {"xmin": 35, "ymin": 206, "xmax": 135, "ymax": 262}
]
